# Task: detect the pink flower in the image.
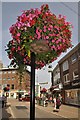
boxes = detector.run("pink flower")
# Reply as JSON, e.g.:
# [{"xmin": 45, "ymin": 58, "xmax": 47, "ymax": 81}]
[
  {"xmin": 39, "ymin": 29, "xmax": 42, "ymax": 32},
  {"xmin": 44, "ymin": 26, "xmax": 46, "ymax": 29},
  {"xmin": 16, "ymin": 39, "xmax": 20, "ymax": 44},
  {"xmin": 51, "ymin": 45, "xmax": 57, "ymax": 51},
  {"xmin": 52, "ymin": 40, "xmax": 55, "ymax": 43},
  {"xmin": 43, "ymin": 29, "xmax": 46, "ymax": 32},
  {"xmin": 57, "ymin": 46, "xmax": 61, "ymax": 50},
  {"xmin": 49, "ymin": 34, "xmax": 53, "ymax": 37},
  {"xmin": 48, "ymin": 28, "xmax": 51, "ymax": 31},
  {"xmin": 46, "ymin": 36, "xmax": 49, "ymax": 39},
  {"xmin": 63, "ymin": 16, "xmax": 66, "ymax": 20},
  {"xmin": 11, "ymin": 47, "xmax": 15, "ymax": 52},
  {"xmin": 37, "ymin": 33, "xmax": 41, "ymax": 39},
  {"xmin": 17, "ymin": 33, "xmax": 20, "ymax": 37},
  {"xmin": 35, "ymin": 8, "xmax": 41, "ymax": 15},
  {"xmin": 24, "ymin": 58, "xmax": 26, "ymax": 62},
  {"xmin": 36, "ymin": 28, "xmax": 41, "ymax": 39},
  {"xmin": 63, "ymin": 39, "xmax": 65, "ymax": 42},
  {"xmin": 49, "ymin": 25, "xmax": 53, "ymax": 29},
  {"xmin": 18, "ymin": 46, "xmax": 21, "ymax": 51},
  {"xmin": 27, "ymin": 23, "xmax": 31, "ymax": 27},
  {"xmin": 58, "ymin": 14, "xmax": 62, "ymax": 18},
  {"xmin": 56, "ymin": 40, "xmax": 59, "ymax": 44}
]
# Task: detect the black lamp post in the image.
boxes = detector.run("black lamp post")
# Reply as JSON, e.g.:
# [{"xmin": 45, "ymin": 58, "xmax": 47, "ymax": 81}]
[
  {"xmin": 30, "ymin": 40, "xmax": 51, "ymax": 120},
  {"xmin": 30, "ymin": 52, "xmax": 35, "ymax": 120}
]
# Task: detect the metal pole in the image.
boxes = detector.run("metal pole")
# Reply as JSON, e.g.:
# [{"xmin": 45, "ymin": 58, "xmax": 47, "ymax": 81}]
[
  {"xmin": 51, "ymin": 72, "xmax": 54, "ymax": 100},
  {"xmin": 30, "ymin": 52, "xmax": 35, "ymax": 120},
  {"xmin": 51, "ymin": 72, "xmax": 54, "ymax": 86}
]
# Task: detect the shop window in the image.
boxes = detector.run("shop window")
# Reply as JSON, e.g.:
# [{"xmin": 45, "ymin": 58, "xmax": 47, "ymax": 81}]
[
  {"xmin": 73, "ymin": 69, "xmax": 79, "ymax": 80},
  {"xmin": 62, "ymin": 60, "xmax": 69, "ymax": 71},
  {"xmin": 71, "ymin": 54, "xmax": 77, "ymax": 63},
  {"xmin": 63, "ymin": 73, "xmax": 69, "ymax": 82},
  {"xmin": 11, "ymin": 84, "xmax": 14, "ymax": 89}
]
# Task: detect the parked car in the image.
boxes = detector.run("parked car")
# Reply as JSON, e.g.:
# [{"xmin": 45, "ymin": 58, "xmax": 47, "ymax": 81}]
[
  {"xmin": 22, "ymin": 95, "xmax": 30, "ymax": 102},
  {"xmin": 18, "ymin": 94, "xmax": 30, "ymax": 102}
]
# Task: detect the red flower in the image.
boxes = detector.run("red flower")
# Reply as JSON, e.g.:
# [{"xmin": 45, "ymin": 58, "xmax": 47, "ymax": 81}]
[
  {"xmin": 9, "ymin": 54, "xmax": 13, "ymax": 59},
  {"xmin": 11, "ymin": 47, "xmax": 15, "ymax": 52},
  {"xmin": 30, "ymin": 19, "xmax": 36, "ymax": 26},
  {"xmin": 21, "ymin": 14, "xmax": 28, "ymax": 22}
]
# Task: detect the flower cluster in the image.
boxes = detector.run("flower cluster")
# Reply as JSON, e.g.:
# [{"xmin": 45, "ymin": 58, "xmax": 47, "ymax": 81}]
[{"xmin": 6, "ymin": 4, "xmax": 72, "ymax": 69}]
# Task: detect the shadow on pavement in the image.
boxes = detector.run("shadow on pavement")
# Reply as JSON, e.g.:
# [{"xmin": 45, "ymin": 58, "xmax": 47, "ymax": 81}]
[{"xmin": 1, "ymin": 104, "xmax": 12, "ymax": 120}]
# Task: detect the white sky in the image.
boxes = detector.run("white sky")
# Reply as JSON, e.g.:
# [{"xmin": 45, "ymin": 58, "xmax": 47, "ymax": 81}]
[{"xmin": 1, "ymin": 1, "xmax": 79, "ymax": 88}]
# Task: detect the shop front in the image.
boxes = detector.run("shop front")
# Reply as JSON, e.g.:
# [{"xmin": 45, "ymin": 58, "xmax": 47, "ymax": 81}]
[
  {"xmin": 64, "ymin": 79, "xmax": 80, "ymax": 106},
  {"xmin": 65, "ymin": 89, "xmax": 80, "ymax": 106}
]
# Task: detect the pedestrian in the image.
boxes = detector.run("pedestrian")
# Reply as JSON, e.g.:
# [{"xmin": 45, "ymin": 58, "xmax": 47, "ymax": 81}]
[
  {"xmin": 50, "ymin": 96, "xmax": 52, "ymax": 104},
  {"xmin": 53, "ymin": 96, "xmax": 57, "ymax": 111},
  {"xmin": 56, "ymin": 96, "xmax": 61, "ymax": 112},
  {"xmin": 2, "ymin": 95, "xmax": 5, "ymax": 108},
  {"xmin": 42, "ymin": 96, "xmax": 46, "ymax": 107},
  {"xmin": 4, "ymin": 96, "xmax": 7, "ymax": 107}
]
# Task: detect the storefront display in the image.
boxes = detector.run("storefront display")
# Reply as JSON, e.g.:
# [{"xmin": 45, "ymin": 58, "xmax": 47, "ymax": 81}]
[{"xmin": 65, "ymin": 89, "xmax": 80, "ymax": 106}]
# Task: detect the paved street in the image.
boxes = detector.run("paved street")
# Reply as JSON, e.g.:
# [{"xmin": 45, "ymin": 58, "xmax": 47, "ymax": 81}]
[
  {"xmin": 1, "ymin": 98, "xmax": 79, "ymax": 120},
  {"xmin": 2, "ymin": 98, "xmax": 63, "ymax": 120}
]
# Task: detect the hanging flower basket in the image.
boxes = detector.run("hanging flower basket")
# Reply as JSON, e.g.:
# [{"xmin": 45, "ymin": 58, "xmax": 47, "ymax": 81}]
[
  {"xmin": 3, "ymin": 86, "xmax": 10, "ymax": 92},
  {"xmin": 6, "ymin": 4, "xmax": 72, "ymax": 69},
  {"xmin": 40, "ymin": 88, "xmax": 47, "ymax": 93}
]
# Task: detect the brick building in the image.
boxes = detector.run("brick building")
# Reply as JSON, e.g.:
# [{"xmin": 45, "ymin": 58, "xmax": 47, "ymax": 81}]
[
  {"xmin": 58, "ymin": 43, "xmax": 80, "ymax": 106},
  {"xmin": 0, "ymin": 67, "xmax": 30, "ymax": 98}
]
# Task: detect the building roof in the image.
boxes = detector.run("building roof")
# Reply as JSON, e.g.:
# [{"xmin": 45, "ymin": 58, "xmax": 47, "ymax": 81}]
[{"xmin": 0, "ymin": 67, "xmax": 31, "ymax": 74}]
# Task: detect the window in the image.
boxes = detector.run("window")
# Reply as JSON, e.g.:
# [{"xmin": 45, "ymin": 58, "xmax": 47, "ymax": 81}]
[
  {"xmin": 3, "ymin": 71, "xmax": 7, "ymax": 74},
  {"xmin": 3, "ymin": 84, "xmax": 7, "ymax": 88},
  {"xmin": 12, "ymin": 77, "xmax": 15, "ymax": 80},
  {"xmin": 63, "ymin": 73, "xmax": 69, "ymax": 82},
  {"xmin": 71, "ymin": 54, "xmax": 77, "ymax": 63},
  {"xmin": 73, "ymin": 69, "xmax": 79, "ymax": 80},
  {"xmin": 62, "ymin": 60, "xmax": 69, "ymax": 71},
  {"xmin": 11, "ymin": 84, "xmax": 14, "ymax": 89},
  {"xmin": 78, "ymin": 48, "xmax": 80, "ymax": 57},
  {"xmin": 0, "ymin": 71, "xmax": 2, "ymax": 74},
  {"xmin": 12, "ymin": 71, "xmax": 16, "ymax": 74},
  {"xmin": 3, "ymin": 78, "xmax": 6, "ymax": 80},
  {"xmin": 7, "ymin": 77, "xmax": 10, "ymax": 80},
  {"xmin": 8, "ymin": 71, "xmax": 11, "ymax": 74}
]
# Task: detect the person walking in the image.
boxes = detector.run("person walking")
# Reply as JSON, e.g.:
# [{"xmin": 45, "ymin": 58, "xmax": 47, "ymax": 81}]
[
  {"xmin": 4, "ymin": 96, "xmax": 7, "ymax": 107},
  {"xmin": 53, "ymin": 96, "xmax": 57, "ymax": 111},
  {"xmin": 2, "ymin": 95, "xmax": 5, "ymax": 108},
  {"xmin": 56, "ymin": 96, "xmax": 61, "ymax": 112}
]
